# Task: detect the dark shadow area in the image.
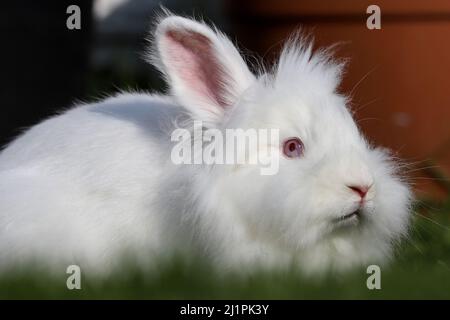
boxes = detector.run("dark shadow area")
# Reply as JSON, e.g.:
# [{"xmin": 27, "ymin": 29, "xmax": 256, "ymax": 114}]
[{"xmin": 0, "ymin": 1, "xmax": 93, "ymax": 147}]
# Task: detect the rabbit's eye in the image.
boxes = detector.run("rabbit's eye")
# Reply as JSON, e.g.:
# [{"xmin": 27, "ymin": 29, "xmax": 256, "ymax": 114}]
[{"xmin": 283, "ymin": 137, "xmax": 304, "ymax": 158}]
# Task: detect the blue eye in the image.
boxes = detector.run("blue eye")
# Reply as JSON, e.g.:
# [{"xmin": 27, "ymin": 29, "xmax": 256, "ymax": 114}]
[{"xmin": 283, "ymin": 137, "xmax": 304, "ymax": 158}]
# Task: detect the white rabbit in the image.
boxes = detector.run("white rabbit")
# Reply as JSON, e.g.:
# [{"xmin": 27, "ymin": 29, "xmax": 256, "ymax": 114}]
[{"xmin": 0, "ymin": 13, "xmax": 412, "ymax": 275}]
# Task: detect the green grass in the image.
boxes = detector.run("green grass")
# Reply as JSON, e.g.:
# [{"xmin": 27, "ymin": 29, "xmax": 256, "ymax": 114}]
[{"xmin": 1, "ymin": 201, "xmax": 449, "ymax": 300}]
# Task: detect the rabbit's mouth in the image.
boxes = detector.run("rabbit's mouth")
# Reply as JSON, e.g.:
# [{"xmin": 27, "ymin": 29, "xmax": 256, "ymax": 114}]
[{"xmin": 333, "ymin": 209, "xmax": 362, "ymax": 225}]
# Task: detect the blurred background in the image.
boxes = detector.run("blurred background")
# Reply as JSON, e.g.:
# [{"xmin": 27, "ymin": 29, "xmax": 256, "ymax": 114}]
[{"xmin": 1, "ymin": 0, "xmax": 449, "ymax": 203}]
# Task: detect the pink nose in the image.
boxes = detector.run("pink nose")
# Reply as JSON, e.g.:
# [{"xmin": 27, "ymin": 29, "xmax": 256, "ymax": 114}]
[{"xmin": 348, "ymin": 185, "xmax": 370, "ymax": 199}]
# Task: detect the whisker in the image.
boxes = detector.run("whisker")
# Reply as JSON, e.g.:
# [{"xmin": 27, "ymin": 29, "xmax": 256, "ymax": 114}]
[
  {"xmin": 404, "ymin": 166, "xmax": 442, "ymax": 173},
  {"xmin": 409, "ymin": 177, "xmax": 450, "ymax": 182},
  {"xmin": 414, "ymin": 199, "xmax": 443, "ymax": 212},
  {"xmin": 352, "ymin": 97, "xmax": 381, "ymax": 114},
  {"xmin": 356, "ymin": 117, "xmax": 382, "ymax": 123},
  {"xmin": 413, "ymin": 212, "xmax": 450, "ymax": 231},
  {"xmin": 408, "ymin": 238, "xmax": 424, "ymax": 255},
  {"xmin": 349, "ymin": 66, "xmax": 379, "ymax": 97}
]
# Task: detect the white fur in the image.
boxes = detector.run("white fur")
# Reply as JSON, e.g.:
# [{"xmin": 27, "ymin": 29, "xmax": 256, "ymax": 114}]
[{"xmin": 0, "ymin": 15, "xmax": 412, "ymax": 275}]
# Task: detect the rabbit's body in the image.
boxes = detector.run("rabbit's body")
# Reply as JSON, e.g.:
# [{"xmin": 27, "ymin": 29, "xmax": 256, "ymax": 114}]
[
  {"xmin": 0, "ymin": 94, "xmax": 287, "ymax": 274},
  {"xmin": 0, "ymin": 93, "xmax": 293, "ymax": 272},
  {"xmin": 0, "ymin": 14, "xmax": 412, "ymax": 274},
  {"xmin": 0, "ymin": 94, "xmax": 185, "ymax": 271}
]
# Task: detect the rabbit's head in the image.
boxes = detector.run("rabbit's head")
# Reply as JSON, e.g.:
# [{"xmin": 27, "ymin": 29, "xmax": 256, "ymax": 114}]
[{"xmin": 152, "ymin": 15, "xmax": 412, "ymax": 271}]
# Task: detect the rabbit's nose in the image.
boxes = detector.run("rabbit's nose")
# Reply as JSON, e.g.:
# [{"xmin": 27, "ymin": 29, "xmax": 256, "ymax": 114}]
[{"xmin": 347, "ymin": 185, "xmax": 370, "ymax": 199}]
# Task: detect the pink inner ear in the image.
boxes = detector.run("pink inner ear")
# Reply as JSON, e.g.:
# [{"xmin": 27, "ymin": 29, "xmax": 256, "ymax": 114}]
[{"xmin": 163, "ymin": 29, "xmax": 230, "ymax": 108}]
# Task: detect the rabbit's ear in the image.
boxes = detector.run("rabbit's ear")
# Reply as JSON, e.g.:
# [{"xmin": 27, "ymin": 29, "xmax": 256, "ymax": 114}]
[{"xmin": 153, "ymin": 16, "xmax": 255, "ymax": 125}]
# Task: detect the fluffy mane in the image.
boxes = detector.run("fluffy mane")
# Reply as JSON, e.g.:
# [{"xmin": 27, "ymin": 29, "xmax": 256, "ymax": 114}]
[{"xmin": 271, "ymin": 36, "xmax": 346, "ymax": 95}]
